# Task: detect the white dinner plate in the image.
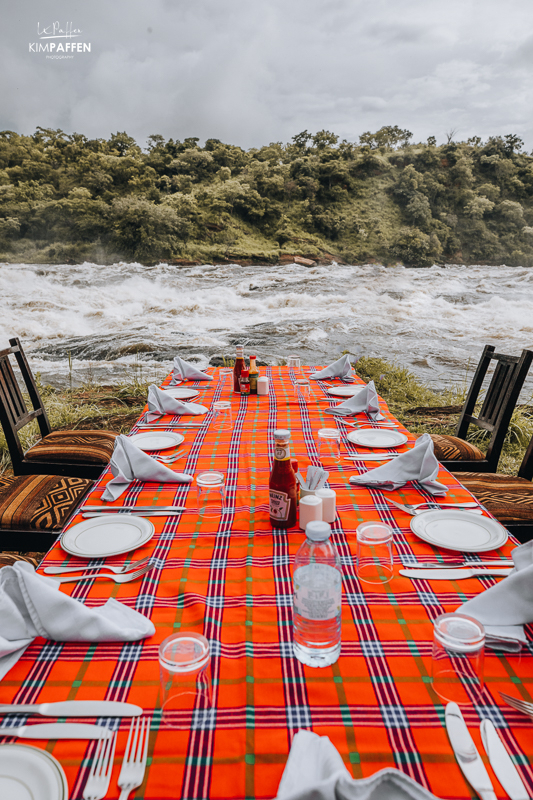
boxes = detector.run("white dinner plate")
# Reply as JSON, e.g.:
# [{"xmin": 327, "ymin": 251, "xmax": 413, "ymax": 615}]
[
  {"xmin": 161, "ymin": 387, "xmax": 199, "ymax": 400},
  {"xmin": 61, "ymin": 515, "xmax": 155, "ymax": 557},
  {"xmin": 0, "ymin": 743, "xmax": 68, "ymax": 800},
  {"xmin": 410, "ymin": 509, "xmax": 508, "ymax": 552},
  {"xmin": 327, "ymin": 386, "xmax": 361, "ymax": 397},
  {"xmin": 128, "ymin": 432, "xmax": 184, "ymax": 451},
  {"xmin": 346, "ymin": 429, "xmax": 408, "ymax": 448}
]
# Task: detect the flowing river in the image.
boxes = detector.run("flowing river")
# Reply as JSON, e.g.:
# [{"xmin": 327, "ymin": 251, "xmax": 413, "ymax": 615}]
[{"xmin": 2, "ymin": 260, "xmax": 533, "ymax": 395}]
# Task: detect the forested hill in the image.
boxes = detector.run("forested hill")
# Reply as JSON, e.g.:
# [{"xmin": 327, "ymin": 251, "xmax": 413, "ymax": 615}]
[{"xmin": 1, "ymin": 125, "xmax": 533, "ymax": 267}]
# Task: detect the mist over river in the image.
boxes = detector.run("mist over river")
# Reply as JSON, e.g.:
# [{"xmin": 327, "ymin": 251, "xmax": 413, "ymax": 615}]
[{"xmin": 2, "ymin": 260, "xmax": 533, "ymax": 396}]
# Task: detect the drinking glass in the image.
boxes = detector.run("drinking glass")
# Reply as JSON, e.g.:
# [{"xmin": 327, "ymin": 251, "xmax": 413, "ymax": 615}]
[
  {"xmin": 318, "ymin": 428, "xmax": 341, "ymax": 462},
  {"xmin": 294, "ymin": 378, "xmax": 311, "ymax": 402},
  {"xmin": 212, "ymin": 401, "xmax": 233, "ymax": 430},
  {"xmin": 356, "ymin": 521, "xmax": 393, "ymax": 584},
  {"xmin": 219, "ymin": 367, "xmax": 233, "ymax": 395},
  {"xmin": 159, "ymin": 632, "xmax": 212, "ymax": 726},
  {"xmin": 196, "ymin": 470, "xmax": 226, "ymax": 517},
  {"xmin": 431, "ymin": 613, "xmax": 485, "ymax": 704},
  {"xmin": 288, "ymin": 355, "xmax": 300, "ymax": 368}
]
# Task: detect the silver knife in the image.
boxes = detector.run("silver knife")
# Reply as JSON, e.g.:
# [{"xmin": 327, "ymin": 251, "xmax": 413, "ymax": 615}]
[
  {"xmin": 0, "ymin": 701, "xmax": 142, "ymax": 717},
  {"xmin": 446, "ymin": 703, "xmax": 497, "ymax": 800},
  {"xmin": 401, "ymin": 568, "xmax": 513, "ymax": 580},
  {"xmin": 82, "ymin": 511, "xmax": 184, "ymax": 518},
  {"xmin": 400, "ymin": 561, "xmax": 514, "ymax": 569},
  {"xmin": 0, "ymin": 722, "xmax": 113, "ymax": 739},
  {"xmin": 83, "ymin": 506, "xmax": 186, "ymax": 511},
  {"xmin": 480, "ymin": 719, "xmax": 530, "ymax": 800}
]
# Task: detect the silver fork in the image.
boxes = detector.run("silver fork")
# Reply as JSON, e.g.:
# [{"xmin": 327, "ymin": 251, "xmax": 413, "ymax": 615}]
[
  {"xmin": 84, "ymin": 730, "xmax": 117, "ymax": 800},
  {"xmin": 500, "ymin": 691, "xmax": 533, "ymax": 719},
  {"xmin": 117, "ymin": 716, "xmax": 150, "ymax": 799},
  {"xmin": 52, "ymin": 563, "xmax": 153, "ymax": 584},
  {"xmin": 386, "ymin": 498, "xmax": 480, "ymax": 515},
  {"xmin": 156, "ymin": 449, "xmax": 186, "ymax": 463},
  {"xmin": 43, "ymin": 556, "xmax": 152, "ymax": 576}
]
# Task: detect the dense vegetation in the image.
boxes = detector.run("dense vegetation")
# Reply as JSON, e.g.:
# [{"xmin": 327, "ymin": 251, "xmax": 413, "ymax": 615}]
[{"xmin": 1, "ymin": 125, "xmax": 533, "ymax": 267}]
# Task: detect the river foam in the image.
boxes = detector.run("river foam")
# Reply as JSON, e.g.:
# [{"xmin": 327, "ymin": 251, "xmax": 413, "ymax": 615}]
[{"xmin": 2, "ymin": 260, "xmax": 533, "ymax": 393}]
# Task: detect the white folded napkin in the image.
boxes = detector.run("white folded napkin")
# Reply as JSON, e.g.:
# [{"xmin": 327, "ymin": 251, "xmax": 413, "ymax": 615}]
[
  {"xmin": 309, "ymin": 355, "xmax": 354, "ymax": 381},
  {"xmin": 170, "ymin": 356, "xmax": 213, "ymax": 384},
  {"xmin": 275, "ymin": 730, "xmax": 439, "ymax": 800},
  {"xmin": 349, "ymin": 433, "xmax": 447, "ymax": 495},
  {"xmin": 0, "ymin": 562, "xmax": 155, "ymax": 679},
  {"xmin": 102, "ymin": 434, "xmax": 193, "ymax": 501},
  {"xmin": 326, "ymin": 380, "xmax": 385, "ymax": 420},
  {"xmin": 459, "ymin": 540, "xmax": 533, "ymax": 651},
  {"xmin": 146, "ymin": 385, "xmax": 208, "ymax": 421}
]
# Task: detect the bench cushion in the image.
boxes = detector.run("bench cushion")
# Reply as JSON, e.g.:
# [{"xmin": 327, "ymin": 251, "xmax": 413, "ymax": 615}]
[
  {"xmin": 0, "ymin": 474, "xmax": 92, "ymax": 531},
  {"xmin": 429, "ymin": 433, "xmax": 485, "ymax": 462},
  {"xmin": 24, "ymin": 430, "xmax": 117, "ymax": 465},
  {"xmin": 454, "ymin": 472, "xmax": 533, "ymax": 523}
]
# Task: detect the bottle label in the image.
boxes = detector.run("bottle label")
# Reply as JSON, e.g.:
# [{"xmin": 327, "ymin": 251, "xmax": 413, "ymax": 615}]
[
  {"xmin": 269, "ymin": 489, "xmax": 290, "ymax": 521},
  {"xmin": 293, "ymin": 564, "xmax": 341, "ymax": 620},
  {"xmin": 274, "ymin": 444, "xmax": 290, "ymax": 460}
]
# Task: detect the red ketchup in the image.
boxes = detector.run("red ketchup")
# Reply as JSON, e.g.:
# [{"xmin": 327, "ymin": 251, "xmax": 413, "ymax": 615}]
[
  {"xmin": 233, "ymin": 345, "xmax": 245, "ymax": 393},
  {"xmin": 269, "ymin": 429, "xmax": 297, "ymax": 529}
]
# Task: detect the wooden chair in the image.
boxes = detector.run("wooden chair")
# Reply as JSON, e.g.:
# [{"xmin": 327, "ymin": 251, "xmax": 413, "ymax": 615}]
[
  {"xmin": 0, "ymin": 472, "xmax": 93, "ymax": 551},
  {"xmin": 429, "ymin": 345, "xmax": 533, "ymax": 473},
  {"xmin": 0, "ymin": 338, "xmax": 117, "ymax": 480},
  {"xmin": 455, "ymin": 433, "xmax": 533, "ymax": 543}
]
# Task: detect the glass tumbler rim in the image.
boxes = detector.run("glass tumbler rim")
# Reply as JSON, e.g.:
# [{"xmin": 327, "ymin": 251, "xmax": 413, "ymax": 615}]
[
  {"xmin": 318, "ymin": 427, "xmax": 341, "ymax": 439},
  {"xmin": 434, "ymin": 612, "xmax": 485, "ymax": 651},
  {"xmin": 357, "ymin": 521, "xmax": 393, "ymax": 544},
  {"xmin": 159, "ymin": 631, "xmax": 210, "ymax": 673},
  {"xmin": 196, "ymin": 470, "xmax": 225, "ymax": 487},
  {"xmin": 213, "ymin": 400, "xmax": 231, "ymax": 410}
]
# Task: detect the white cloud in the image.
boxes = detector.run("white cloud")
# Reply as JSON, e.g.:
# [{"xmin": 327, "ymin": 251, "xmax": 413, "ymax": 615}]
[{"xmin": 1, "ymin": 0, "xmax": 533, "ymax": 148}]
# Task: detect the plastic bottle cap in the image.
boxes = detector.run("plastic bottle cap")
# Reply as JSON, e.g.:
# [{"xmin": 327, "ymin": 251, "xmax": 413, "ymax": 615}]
[
  {"xmin": 241, "ymin": 369, "xmax": 249, "ymax": 377},
  {"xmin": 306, "ymin": 520, "xmax": 331, "ymax": 541},
  {"xmin": 274, "ymin": 429, "xmax": 291, "ymax": 440}
]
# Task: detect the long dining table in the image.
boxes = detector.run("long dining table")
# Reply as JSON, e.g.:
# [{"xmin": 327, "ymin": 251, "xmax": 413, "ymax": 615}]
[{"xmin": 2, "ymin": 366, "xmax": 533, "ymax": 799}]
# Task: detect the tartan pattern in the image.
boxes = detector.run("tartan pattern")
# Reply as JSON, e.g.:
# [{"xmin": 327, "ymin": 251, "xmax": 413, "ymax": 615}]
[
  {"xmin": 25, "ymin": 429, "xmax": 117, "ymax": 464},
  {"xmin": 2, "ymin": 367, "xmax": 532, "ymax": 800}
]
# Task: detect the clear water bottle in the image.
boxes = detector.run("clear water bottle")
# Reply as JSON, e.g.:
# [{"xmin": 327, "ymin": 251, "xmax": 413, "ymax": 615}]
[{"xmin": 293, "ymin": 520, "xmax": 342, "ymax": 667}]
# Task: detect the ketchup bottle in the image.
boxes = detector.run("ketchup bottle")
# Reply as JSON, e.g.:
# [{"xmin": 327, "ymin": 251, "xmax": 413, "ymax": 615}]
[
  {"xmin": 269, "ymin": 429, "xmax": 297, "ymax": 529},
  {"xmin": 233, "ymin": 345, "xmax": 245, "ymax": 393}
]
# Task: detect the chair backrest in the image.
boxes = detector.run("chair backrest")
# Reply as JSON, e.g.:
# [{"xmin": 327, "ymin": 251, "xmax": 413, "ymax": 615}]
[
  {"xmin": 456, "ymin": 345, "xmax": 533, "ymax": 471},
  {"xmin": 518, "ymin": 432, "xmax": 533, "ymax": 481},
  {"xmin": 0, "ymin": 338, "xmax": 51, "ymax": 469}
]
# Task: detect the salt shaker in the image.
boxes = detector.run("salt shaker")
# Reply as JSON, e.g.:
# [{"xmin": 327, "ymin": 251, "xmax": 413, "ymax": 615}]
[
  {"xmin": 257, "ymin": 376, "xmax": 269, "ymax": 396},
  {"xmin": 316, "ymin": 488, "xmax": 336, "ymax": 523},
  {"xmin": 299, "ymin": 495, "xmax": 322, "ymax": 529}
]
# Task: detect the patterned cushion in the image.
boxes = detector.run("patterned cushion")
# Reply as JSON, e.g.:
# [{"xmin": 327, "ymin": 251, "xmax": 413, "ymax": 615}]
[
  {"xmin": 454, "ymin": 472, "xmax": 533, "ymax": 523},
  {"xmin": 0, "ymin": 474, "xmax": 92, "ymax": 531},
  {"xmin": 24, "ymin": 430, "xmax": 117, "ymax": 465},
  {"xmin": 0, "ymin": 552, "xmax": 41, "ymax": 569},
  {"xmin": 428, "ymin": 434, "xmax": 485, "ymax": 462}
]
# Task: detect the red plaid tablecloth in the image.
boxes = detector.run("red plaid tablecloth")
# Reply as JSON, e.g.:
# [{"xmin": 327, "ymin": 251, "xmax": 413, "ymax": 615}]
[{"xmin": 2, "ymin": 367, "xmax": 533, "ymax": 799}]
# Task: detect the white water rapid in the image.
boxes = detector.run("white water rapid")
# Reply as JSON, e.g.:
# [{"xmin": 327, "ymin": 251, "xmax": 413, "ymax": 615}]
[{"xmin": 2, "ymin": 260, "xmax": 533, "ymax": 394}]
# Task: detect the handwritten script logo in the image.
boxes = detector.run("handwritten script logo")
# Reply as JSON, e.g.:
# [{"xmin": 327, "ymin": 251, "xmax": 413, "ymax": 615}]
[
  {"xmin": 37, "ymin": 21, "xmax": 82, "ymax": 39},
  {"xmin": 29, "ymin": 21, "xmax": 91, "ymax": 58}
]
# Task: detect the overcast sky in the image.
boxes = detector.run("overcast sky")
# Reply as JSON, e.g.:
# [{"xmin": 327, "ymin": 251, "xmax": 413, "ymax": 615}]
[{"xmin": 2, "ymin": 0, "xmax": 533, "ymax": 150}]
